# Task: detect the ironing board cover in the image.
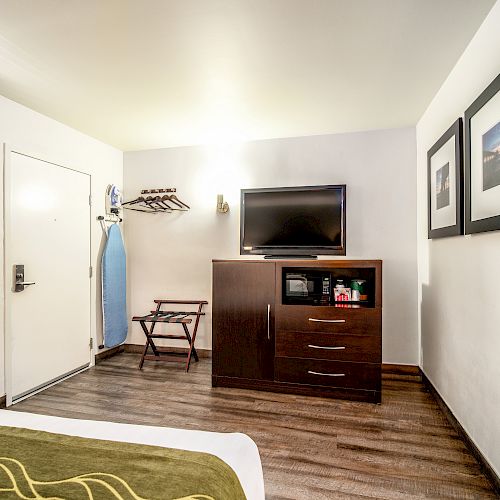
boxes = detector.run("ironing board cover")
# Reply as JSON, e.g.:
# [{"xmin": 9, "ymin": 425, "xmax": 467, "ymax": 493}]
[{"xmin": 102, "ymin": 223, "xmax": 128, "ymax": 347}]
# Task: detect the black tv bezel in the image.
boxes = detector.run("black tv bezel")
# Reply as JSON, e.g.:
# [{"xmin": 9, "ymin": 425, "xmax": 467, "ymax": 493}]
[{"xmin": 240, "ymin": 184, "xmax": 346, "ymax": 256}]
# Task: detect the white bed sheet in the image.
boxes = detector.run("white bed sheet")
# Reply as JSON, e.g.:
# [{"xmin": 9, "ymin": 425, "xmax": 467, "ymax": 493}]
[{"xmin": 0, "ymin": 410, "xmax": 265, "ymax": 500}]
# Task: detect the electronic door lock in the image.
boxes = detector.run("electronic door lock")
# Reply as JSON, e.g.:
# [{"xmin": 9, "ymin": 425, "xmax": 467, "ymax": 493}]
[{"xmin": 13, "ymin": 264, "xmax": 36, "ymax": 292}]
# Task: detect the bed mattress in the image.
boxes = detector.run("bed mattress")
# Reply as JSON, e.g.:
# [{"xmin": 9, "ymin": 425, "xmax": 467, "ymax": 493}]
[{"xmin": 0, "ymin": 410, "xmax": 265, "ymax": 500}]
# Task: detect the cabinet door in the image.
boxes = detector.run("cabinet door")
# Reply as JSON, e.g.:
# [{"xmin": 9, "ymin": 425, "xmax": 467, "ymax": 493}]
[{"xmin": 213, "ymin": 262, "xmax": 275, "ymax": 380}]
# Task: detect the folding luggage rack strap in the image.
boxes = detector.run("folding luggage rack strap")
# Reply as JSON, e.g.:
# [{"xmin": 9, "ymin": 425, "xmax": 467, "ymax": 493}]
[{"xmin": 132, "ymin": 300, "xmax": 208, "ymax": 372}]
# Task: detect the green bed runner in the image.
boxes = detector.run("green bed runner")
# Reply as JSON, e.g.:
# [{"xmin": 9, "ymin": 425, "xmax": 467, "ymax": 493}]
[{"xmin": 0, "ymin": 425, "xmax": 246, "ymax": 500}]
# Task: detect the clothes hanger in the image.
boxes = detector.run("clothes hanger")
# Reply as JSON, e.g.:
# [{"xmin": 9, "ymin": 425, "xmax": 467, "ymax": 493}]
[
  {"xmin": 122, "ymin": 196, "xmax": 144, "ymax": 206},
  {"xmin": 123, "ymin": 196, "xmax": 158, "ymax": 212},
  {"xmin": 161, "ymin": 194, "xmax": 185, "ymax": 209},
  {"xmin": 152, "ymin": 195, "xmax": 178, "ymax": 211},
  {"xmin": 144, "ymin": 196, "xmax": 169, "ymax": 212},
  {"xmin": 168, "ymin": 194, "xmax": 190, "ymax": 209}
]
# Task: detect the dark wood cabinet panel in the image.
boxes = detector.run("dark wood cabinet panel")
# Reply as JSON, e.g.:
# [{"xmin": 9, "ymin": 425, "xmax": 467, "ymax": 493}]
[
  {"xmin": 276, "ymin": 330, "xmax": 381, "ymax": 362},
  {"xmin": 212, "ymin": 261, "xmax": 275, "ymax": 380}
]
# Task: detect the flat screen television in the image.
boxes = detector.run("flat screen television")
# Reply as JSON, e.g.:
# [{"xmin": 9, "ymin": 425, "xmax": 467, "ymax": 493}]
[{"xmin": 240, "ymin": 185, "xmax": 346, "ymax": 257}]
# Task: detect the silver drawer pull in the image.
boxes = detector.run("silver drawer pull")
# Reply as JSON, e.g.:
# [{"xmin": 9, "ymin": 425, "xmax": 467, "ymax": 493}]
[
  {"xmin": 308, "ymin": 318, "xmax": 346, "ymax": 323},
  {"xmin": 308, "ymin": 370, "xmax": 345, "ymax": 377},
  {"xmin": 267, "ymin": 304, "xmax": 271, "ymax": 340},
  {"xmin": 308, "ymin": 345, "xmax": 346, "ymax": 350}
]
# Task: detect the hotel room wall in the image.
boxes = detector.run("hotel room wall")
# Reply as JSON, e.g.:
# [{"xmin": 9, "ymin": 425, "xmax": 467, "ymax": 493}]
[
  {"xmin": 124, "ymin": 126, "xmax": 418, "ymax": 364},
  {"xmin": 416, "ymin": 1, "xmax": 500, "ymax": 477},
  {"xmin": 0, "ymin": 94, "xmax": 123, "ymax": 398}
]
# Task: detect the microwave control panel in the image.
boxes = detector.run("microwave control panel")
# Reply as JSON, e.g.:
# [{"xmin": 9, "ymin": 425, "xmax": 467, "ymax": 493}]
[{"xmin": 322, "ymin": 276, "xmax": 330, "ymax": 295}]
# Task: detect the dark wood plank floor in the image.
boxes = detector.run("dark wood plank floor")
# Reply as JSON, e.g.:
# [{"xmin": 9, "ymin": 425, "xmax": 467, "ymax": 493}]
[{"xmin": 8, "ymin": 354, "xmax": 497, "ymax": 499}]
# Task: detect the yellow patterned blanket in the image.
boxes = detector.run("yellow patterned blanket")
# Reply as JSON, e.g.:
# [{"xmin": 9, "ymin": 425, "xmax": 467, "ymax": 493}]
[{"xmin": 0, "ymin": 425, "xmax": 246, "ymax": 500}]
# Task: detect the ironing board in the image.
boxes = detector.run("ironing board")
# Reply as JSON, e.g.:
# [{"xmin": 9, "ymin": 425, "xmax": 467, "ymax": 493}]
[
  {"xmin": 132, "ymin": 299, "xmax": 208, "ymax": 372},
  {"xmin": 102, "ymin": 224, "xmax": 128, "ymax": 348}
]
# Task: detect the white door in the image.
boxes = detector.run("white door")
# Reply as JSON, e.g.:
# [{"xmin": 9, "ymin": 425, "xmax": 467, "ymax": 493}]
[{"xmin": 5, "ymin": 151, "xmax": 91, "ymax": 404}]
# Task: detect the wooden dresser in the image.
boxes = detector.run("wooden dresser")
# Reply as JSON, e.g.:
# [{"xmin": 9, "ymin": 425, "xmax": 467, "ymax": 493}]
[{"xmin": 212, "ymin": 259, "xmax": 382, "ymax": 403}]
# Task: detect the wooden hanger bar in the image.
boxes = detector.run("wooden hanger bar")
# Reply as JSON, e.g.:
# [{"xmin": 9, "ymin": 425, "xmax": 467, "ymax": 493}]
[{"xmin": 141, "ymin": 188, "xmax": 177, "ymax": 194}]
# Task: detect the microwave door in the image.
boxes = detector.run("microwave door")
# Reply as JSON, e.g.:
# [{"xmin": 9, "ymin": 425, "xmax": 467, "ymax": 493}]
[{"xmin": 286, "ymin": 276, "xmax": 308, "ymax": 297}]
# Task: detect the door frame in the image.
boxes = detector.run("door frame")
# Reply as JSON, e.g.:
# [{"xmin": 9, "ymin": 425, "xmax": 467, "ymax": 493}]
[{"xmin": 3, "ymin": 144, "xmax": 93, "ymax": 406}]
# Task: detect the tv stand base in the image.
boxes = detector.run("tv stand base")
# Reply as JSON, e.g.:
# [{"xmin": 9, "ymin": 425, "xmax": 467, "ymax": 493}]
[{"xmin": 263, "ymin": 255, "xmax": 318, "ymax": 260}]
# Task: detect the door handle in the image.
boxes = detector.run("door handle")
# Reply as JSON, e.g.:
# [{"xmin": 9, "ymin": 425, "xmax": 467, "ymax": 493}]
[
  {"xmin": 13, "ymin": 264, "xmax": 36, "ymax": 292},
  {"xmin": 267, "ymin": 304, "xmax": 271, "ymax": 340}
]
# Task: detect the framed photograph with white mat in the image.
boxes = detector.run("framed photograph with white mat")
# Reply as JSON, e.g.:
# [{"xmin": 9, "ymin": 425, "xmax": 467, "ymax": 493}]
[
  {"xmin": 465, "ymin": 73, "xmax": 500, "ymax": 234},
  {"xmin": 427, "ymin": 118, "xmax": 463, "ymax": 239}
]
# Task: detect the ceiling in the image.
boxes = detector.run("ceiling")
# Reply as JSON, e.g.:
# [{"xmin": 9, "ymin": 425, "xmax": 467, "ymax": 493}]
[{"xmin": 0, "ymin": 0, "xmax": 495, "ymax": 151}]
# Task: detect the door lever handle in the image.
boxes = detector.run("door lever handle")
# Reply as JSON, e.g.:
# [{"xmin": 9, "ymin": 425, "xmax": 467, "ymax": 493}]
[
  {"xmin": 13, "ymin": 264, "xmax": 36, "ymax": 292},
  {"xmin": 14, "ymin": 280, "xmax": 36, "ymax": 292}
]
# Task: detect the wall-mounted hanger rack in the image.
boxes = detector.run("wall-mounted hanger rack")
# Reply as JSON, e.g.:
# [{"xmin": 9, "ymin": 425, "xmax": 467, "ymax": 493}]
[
  {"xmin": 141, "ymin": 188, "xmax": 176, "ymax": 194},
  {"xmin": 123, "ymin": 188, "xmax": 190, "ymax": 213}
]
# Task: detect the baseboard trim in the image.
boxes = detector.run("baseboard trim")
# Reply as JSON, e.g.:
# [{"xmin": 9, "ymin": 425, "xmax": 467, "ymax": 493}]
[
  {"xmin": 123, "ymin": 343, "xmax": 212, "ymax": 358},
  {"xmin": 381, "ymin": 363, "xmax": 420, "ymax": 376},
  {"xmin": 0, "ymin": 395, "xmax": 6, "ymax": 409},
  {"xmin": 95, "ymin": 345, "xmax": 125, "ymax": 364},
  {"xmin": 421, "ymin": 370, "xmax": 500, "ymax": 495}
]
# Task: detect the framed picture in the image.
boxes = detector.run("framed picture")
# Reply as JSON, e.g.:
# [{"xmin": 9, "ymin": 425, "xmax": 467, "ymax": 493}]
[
  {"xmin": 427, "ymin": 118, "xmax": 463, "ymax": 239},
  {"xmin": 465, "ymin": 73, "xmax": 500, "ymax": 234}
]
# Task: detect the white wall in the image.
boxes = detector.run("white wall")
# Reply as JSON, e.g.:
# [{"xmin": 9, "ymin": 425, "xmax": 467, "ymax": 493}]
[
  {"xmin": 124, "ymin": 127, "xmax": 418, "ymax": 364},
  {"xmin": 0, "ymin": 94, "xmax": 123, "ymax": 398},
  {"xmin": 416, "ymin": 1, "xmax": 500, "ymax": 477}
]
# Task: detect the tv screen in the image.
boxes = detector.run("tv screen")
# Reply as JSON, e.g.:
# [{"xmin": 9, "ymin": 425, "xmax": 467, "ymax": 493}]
[{"xmin": 240, "ymin": 185, "xmax": 346, "ymax": 256}]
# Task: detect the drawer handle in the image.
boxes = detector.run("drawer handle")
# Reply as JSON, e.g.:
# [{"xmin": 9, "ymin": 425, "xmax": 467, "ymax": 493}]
[
  {"xmin": 308, "ymin": 370, "xmax": 345, "ymax": 377},
  {"xmin": 308, "ymin": 318, "xmax": 346, "ymax": 323},
  {"xmin": 267, "ymin": 304, "xmax": 271, "ymax": 340},
  {"xmin": 308, "ymin": 345, "xmax": 346, "ymax": 350}
]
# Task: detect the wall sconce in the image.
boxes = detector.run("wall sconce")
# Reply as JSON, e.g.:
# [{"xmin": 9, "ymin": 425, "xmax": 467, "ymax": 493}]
[{"xmin": 217, "ymin": 194, "xmax": 229, "ymax": 213}]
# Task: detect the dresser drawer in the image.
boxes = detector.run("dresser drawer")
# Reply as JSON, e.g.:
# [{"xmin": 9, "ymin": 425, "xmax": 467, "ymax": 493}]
[
  {"xmin": 276, "ymin": 305, "xmax": 380, "ymax": 335},
  {"xmin": 275, "ymin": 357, "xmax": 380, "ymax": 390},
  {"xmin": 276, "ymin": 331, "xmax": 381, "ymax": 362}
]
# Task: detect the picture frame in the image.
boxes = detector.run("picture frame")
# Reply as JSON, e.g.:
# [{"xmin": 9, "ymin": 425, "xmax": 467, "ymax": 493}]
[
  {"xmin": 465, "ymin": 73, "xmax": 500, "ymax": 234},
  {"xmin": 427, "ymin": 118, "xmax": 463, "ymax": 239}
]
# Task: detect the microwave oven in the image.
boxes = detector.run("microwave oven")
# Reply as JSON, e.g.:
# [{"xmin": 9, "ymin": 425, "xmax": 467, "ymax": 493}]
[{"xmin": 283, "ymin": 271, "xmax": 331, "ymax": 305}]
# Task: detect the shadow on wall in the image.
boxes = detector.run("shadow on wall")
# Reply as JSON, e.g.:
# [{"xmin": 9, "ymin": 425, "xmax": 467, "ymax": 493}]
[
  {"xmin": 95, "ymin": 225, "xmax": 107, "ymax": 348},
  {"xmin": 420, "ymin": 242, "xmax": 476, "ymax": 389},
  {"xmin": 420, "ymin": 283, "xmax": 437, "ymax": 376},
  {"xmin": 420, "ymin": 245, "xmax": 455, "ymax": 387}
]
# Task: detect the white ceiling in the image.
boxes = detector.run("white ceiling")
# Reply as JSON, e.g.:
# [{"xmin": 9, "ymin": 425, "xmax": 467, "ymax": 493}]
[{"xmin": 0, "ymin": 0, "xmax": 495, "ymax": 151}]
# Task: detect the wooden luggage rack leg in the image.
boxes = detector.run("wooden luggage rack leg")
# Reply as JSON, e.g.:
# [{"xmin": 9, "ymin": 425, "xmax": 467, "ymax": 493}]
[
  {"xmin": 138, "ymin": 301, "xmax": 162, "ymax": 370},
  {"xmin": 183, "ymin": 301, "xmax": 204, "ymax": 371}
]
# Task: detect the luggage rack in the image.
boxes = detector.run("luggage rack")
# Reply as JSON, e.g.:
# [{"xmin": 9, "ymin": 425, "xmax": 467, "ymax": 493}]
[{"xmin": 132, "ymin": 299, "xmax": 208, "ymax": 372}]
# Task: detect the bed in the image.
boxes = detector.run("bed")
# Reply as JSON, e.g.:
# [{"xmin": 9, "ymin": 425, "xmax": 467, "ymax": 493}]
[{"xmin": 0, "ymin": 409, "xmax": 265, "ymax": 500}]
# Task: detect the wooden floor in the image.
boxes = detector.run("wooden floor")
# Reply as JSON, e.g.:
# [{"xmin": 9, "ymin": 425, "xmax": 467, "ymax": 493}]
[{"xmin": 9, "ymin": 353, "xmax": 497, "ymax": 499}]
